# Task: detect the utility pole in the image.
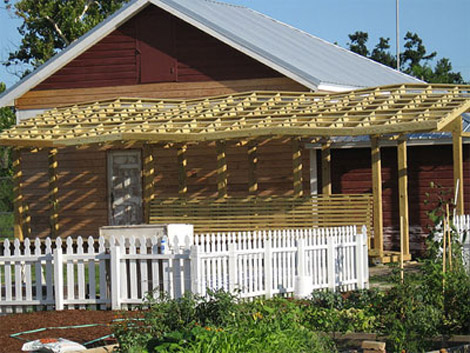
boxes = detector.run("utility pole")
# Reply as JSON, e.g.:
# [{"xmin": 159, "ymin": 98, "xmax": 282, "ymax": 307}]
[{"xmin": 396, "ymin": 0, "xmax": 400, "ymax": 71}]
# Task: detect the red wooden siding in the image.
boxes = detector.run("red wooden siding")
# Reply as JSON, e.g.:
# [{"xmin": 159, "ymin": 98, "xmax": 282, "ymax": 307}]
[
  {"xmin": 34, "ymin": 5, "xmax": 281, "ymax": 91},
  {"xmin": 329, "ymin": 145, "xmax": 470, "ymax": 254}
]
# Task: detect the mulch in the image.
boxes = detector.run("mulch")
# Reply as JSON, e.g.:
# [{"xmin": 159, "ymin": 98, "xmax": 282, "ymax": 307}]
[{"xmin": 0, "ymin": 310, "xmax": 128, "ymax": 353}]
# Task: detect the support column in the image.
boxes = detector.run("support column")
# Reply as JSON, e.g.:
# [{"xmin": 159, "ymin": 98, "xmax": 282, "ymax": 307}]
[
  {"xmin": 12, "ymin": 148, "xmax": 24, "ymax": 240},
  {"xmin": 48, "ymin": 148, "xmax": 59, "ymax": 238},
  {"xmin": 397, "ymin": 137, "xmax": 410, "ymax": 257},
  {"xmin": 177, "ymin": 144, "xmax": 187, "ymax": 197},
  {"xmin": 371, "ymin": 137, "xmax": 384, "ymax": 258},
  {"xmin": 143, "ymin": 144, "xmax": 155, "ymax": 223},
  {"xmin": 321, "ymin": 140, "xmax": 332, "ymax": 196},
  {"xmin": 248, "ymin": 142, "xmax": 258, "ymax": 194},
  {"xmin": 216, "ymin": 141, "xmax": 228, "ymax": 198},
  {"xmin": 452, "ymin": 118, "xmax": 464, "ymax": 215},
  {"xmin": 292, "ymin": 137, "xmax": 303, "ymax": 197}
]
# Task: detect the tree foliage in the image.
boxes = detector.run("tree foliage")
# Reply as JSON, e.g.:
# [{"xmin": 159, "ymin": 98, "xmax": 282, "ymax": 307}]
[
  {"xmin": 0, "ymin": 83, "xmax": 15, "ymax": 176},
  {"xmin": 347, "ymin": 31, "xmax": 465, "ymax": 84},
  {"xmin": 3, "ymin": 0, "xmax": 130, "ymax": 77}
]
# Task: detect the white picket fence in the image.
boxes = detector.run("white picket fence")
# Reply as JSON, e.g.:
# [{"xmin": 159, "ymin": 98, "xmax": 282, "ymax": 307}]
[
  {"xmin": 452, "ymin": 215, "xmax": 470, "ymax": 270},
  {"xmin": 0, "ymin": 226, "xmax": 369, "ymax": 313}
]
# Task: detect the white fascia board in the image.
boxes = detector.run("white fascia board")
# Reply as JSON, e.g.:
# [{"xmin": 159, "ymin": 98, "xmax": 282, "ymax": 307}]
[
  {"xmin": 317, "ymin": 82, "xmax": 362, "ymax": 93},
  {"xmin": 151, "ymin": 0, "xmax": 319, "ymax": 91},
  {"xmin": 16, "ymin": 108, "xmax": 48, "ymax": 124},
  {"xmin": 0, "ymin": 0, "xmax": 149, "ymax": 108},
  {"xmin": 305, "ymin": 138, "xmax": 470, "ymax": 149}
]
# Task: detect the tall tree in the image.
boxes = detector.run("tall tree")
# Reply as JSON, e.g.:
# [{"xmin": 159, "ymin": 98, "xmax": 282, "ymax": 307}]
[
  {"xmin": 3, "ymin": 0, "xmax": 129, "ymax": 77},
  {"xmin": 347, "ymin": 30, "xmax": 465, "ymax": 84},
  {"xmin": 347, "ymin": 31, "xmax": 369, "ymax": 57}
]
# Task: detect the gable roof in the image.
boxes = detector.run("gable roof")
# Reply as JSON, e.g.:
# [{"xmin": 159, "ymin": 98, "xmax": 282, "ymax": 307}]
[{"xmin": 0, "ymin": 0, "xmax": 422, "ymax": 107}]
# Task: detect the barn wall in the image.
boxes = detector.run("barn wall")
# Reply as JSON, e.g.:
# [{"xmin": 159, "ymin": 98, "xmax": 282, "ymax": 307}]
[
  {"xmin": 31, "ymin": 5, "xmax": 282, "ymax": 91},
  {"xmin": 152, "ymin": 139, "xmax": 310, "ymax": 198},
  {"xmin": 21, "ymin": 146, "xmax": 108, "ymax": 238},
  {"xmin": 329, "ymin": 144, "xmax": 470, "ymax": 254},
  {"xmin": 20, "ymin": 139, "xmax": 310, "ymax": 238}
]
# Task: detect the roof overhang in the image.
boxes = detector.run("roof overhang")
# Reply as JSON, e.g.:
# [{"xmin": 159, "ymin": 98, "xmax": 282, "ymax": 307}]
[{"xmin": 1, "ymin": 84, "xmax": 469, "ymax": 148}]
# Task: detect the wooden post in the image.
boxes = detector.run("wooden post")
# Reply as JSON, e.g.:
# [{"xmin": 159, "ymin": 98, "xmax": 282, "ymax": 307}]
[
  {"xmin": 48, "ymin": 148, "xmax": 59, "ymax": 237},
  {"xmin": 143, "ymin": 144, "xmax": 155, "ymax": 223},
  {"xmin": 292, "ymin": 137, "xmax": 303, "ymax": 197},
  {"xmin": 371, "ymin": 136, "xmax": 384, "ymax": 258},
  {"xmin": 177, "ymin": 144, "xmax": 187, "ymax": 197},
  {"xmin": 321, "ymin": 140, "xmax": 332, "ymax": 196},
  {"xmin": 397, "ymin": 137, "xmax": 410, "ymax": 257},
  {"xmin": 216, "ymin": 141, "xmax": 228, "ymax": 198},
  {"xmin": 12, "ymin": 148, "xmax": 24, "ymax": 241},
  {"xmin": 452, "ymin": 118, "xmax": 464, "ymax": 215},
  {"xmin": 248, "ymin": 142, "xmax": 258, "ymax": 194}
]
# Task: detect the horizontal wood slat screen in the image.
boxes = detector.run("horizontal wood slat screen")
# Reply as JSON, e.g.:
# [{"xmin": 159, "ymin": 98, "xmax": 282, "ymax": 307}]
[{"xmin": 149, "ymin": 194, "xmax": 373, "ymax": 236}]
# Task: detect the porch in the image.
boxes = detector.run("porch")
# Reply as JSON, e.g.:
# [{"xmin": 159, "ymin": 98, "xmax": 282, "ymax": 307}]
[{"xmin": 1, "ymin": 83, "xmax": 470, "ymax": 263}]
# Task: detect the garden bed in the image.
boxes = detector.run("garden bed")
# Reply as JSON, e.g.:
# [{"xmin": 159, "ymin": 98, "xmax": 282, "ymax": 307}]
[{"xmin": 0, "ymin": 310, "xmax": 119, "ymax": 353}]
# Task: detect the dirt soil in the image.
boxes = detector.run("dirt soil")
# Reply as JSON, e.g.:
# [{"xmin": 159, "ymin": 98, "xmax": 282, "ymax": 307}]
[{"xmin": 0, "ymin": 310, "xmax": 125, "ymax": 353}]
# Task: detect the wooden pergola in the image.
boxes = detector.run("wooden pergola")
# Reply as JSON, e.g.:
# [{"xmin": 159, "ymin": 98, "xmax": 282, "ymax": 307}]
[{"xmin": 2, "ymin": 83, "xmax": 470, "ymax": 262}]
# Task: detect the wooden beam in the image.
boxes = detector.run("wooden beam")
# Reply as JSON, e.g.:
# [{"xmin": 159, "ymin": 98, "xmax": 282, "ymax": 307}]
[
  {"xmin": 216, "ymin": 141, "xmax": 228, "ymax": 198},
  {"xmin": 177, "ymin": 144, "xmax": 187, "ymax": 197},
  {"xmin": 248, "ymin": 142, "xmax": 258, "ymax": 194},
  {"xmin": 371, "ymin": 136, "xmax": 384, "ymax": 258},
  {"xmin": 292, "ymin": 137, "xmax": 303, "ymax": 197},
  {"xmin": 397, "ymin": 137, "xmax": 410, "ymax": 257},
  {"xmin": 48, "ymin": 147, "xmax": 59, "ymax": 237},
  {"xmin": 321, "ymin": 140, "xmax": 332, "ymax": 196},
  {"xmin": 12, "ymin": 148, "xmax": 24, "ymax": 241},
  {"xmin": 142, "ymin": 144, "xmax": 155, "ymax": 223},
  {"xmin": 452, "ymin": 118, "xmax": 464, "ymax": 215}
]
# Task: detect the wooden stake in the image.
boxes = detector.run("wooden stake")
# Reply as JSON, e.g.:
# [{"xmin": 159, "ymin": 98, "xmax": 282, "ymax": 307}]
[
  {"xmin": 48, "ymin": 148, "xmax": 59, "ymax": 237},
  {"xmin": 371, "ymin": 136, "xmax": 384, "ymax": 258},
  {"xmin": 216, "ymin": 141, "xmax": 228, "ymax": 199},
  {"xmin": 446, "ymin": 204, "xmax": 452, "ymax": 271},
  {"xmin": 400, "ymin": 216, "xmax": 404, "ymax": 283},
  {"xmin": 397, "ymin": 137, "xmax": 410, "ymax": 257},
  {"xmin": 248, "ymin": 142, "xmax": 258, "ymax": 194},
  {"xmin": 452, "ymin": 118, "xmax": 464, "ymax": 215},
  {"xmin": 321, "ymin": 140, "xmax": 331, "ymax": 196},
  {"xmin": 143, "ymin": 144, "xmax": 155, "ymax": 223},
  {"xmin": 292, "ymin": 137, "xmax": 303, "ymax": 198},
  {"xmin": 12, "ymin": 148, "xmax": 24, "ymax": 241},
  {"xmin": 177, "ymin": 144, "xmax": 187, "ymax": 197}
]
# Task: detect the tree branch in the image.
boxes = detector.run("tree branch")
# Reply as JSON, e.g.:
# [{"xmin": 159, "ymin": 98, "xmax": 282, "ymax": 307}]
[
  {"xmin": 77, "ymin": 0, "xmax": 96, "ymax": 22},
  {"xmin": 44, "ymin": 15, "xmax": 70, "ymax": 45}
]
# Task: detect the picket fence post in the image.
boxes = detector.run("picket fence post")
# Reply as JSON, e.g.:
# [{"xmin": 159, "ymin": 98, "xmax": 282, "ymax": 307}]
[
  {"xmin": 327, "ymin": 236, "xmax": 336, "ymax": 292},
  {"xmin": 53, "ymin": 238, "xmax": 64, "ymax": 310},
  {"xmin": 190, "ymin": 245, "xmax": 201, "ymax": 296},
  {"xmin": 264, "ymin": 232, "xmax": 273, "ymax": 298},
  {"xmin": 110, "ymin": 238, "xmax": 121, "ymax": 310},
  {"xmin": 228, "ymin": 242, "xmax": 237, "ymax": 292}
]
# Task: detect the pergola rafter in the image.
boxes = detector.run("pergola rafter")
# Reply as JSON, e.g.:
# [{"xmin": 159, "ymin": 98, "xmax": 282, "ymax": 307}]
[{"xmin": 2, "ymin": 83, "xmax": 469, "ymax": 147}]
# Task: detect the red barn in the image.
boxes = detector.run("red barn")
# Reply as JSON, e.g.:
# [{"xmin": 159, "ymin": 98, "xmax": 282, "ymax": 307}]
[{"xmin": 0, "ymin": 0, "xmax": 469, "ymax": 263}]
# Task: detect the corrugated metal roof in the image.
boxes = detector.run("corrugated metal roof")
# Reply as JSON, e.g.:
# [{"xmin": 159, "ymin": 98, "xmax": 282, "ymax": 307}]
[
  {"xmin": 154, "ymin": 0, "xmax": 422, "ymax": 90},
  {"xmin": 328, "ymin": 113, "xmax": 470, "ymax": 146},
  {"xmin": 0, "ymin": 0, "xmax": 422, "ymax": 107}
]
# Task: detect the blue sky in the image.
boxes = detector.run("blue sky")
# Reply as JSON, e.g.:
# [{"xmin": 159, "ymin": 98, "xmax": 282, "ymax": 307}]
[{"xmin": 0, "ymin": 0, "xmax": 469, "ymax": 88}]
